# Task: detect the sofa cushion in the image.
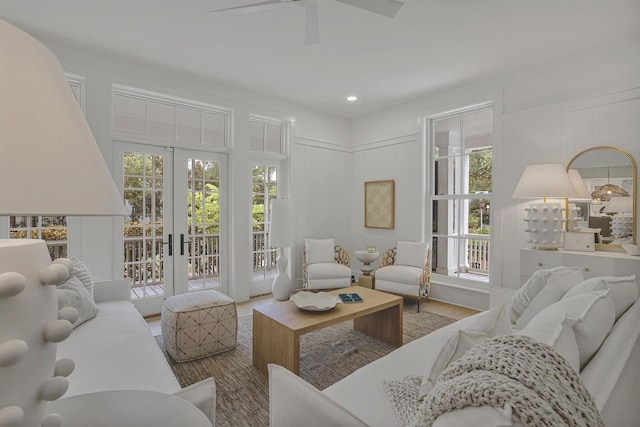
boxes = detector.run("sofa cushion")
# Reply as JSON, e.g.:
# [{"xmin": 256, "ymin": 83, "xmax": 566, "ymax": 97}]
[
  {"xmin": 307, "ymin": 262, "xmax": 351, "ymax": 280},
  {"xmin": 394, "ymin": 241, "xmax": 429, "ymax": 268},
  {"xmin": 563, "ymin": 275, "xmax": 637, "ymax": 319},
  {"xmin": 418, "ymin": 304, "xmax": 511, "ymax": 400},
  {"xmin": 57, "ymin": 300, "xmax": 181, "ymax": 397},
  {"xmin": 375, "ymin": 265, "xmax": 422, "ymax": 285},
  {"xmin": 517, "ymin": 313, "xmax": 580, "ymax": 372},
  {"xmin": 269, "ymin": 364, "xmax": 368, "ymax": 427},
  {"xmin": 305, "ymin": 239, "xmax": 335, "ymax": 264},
  {"xmin": 512, "ymin": 267, "xmax": 584, "ymax": 329},
  {"xmin": 57, "ymin": 276, "xmax": 98, "ymax": 328}
]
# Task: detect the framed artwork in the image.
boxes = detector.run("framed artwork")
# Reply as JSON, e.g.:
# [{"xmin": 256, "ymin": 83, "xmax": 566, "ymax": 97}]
[{"xmin": 364, "ymin": 180, "xmax": 395, "ymax": 229}]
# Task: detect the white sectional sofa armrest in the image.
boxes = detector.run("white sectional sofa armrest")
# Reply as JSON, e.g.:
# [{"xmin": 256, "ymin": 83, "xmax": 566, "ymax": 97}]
[{"xmin": 93, "ymin": 279, "xmax": 132, "ymax": 303}]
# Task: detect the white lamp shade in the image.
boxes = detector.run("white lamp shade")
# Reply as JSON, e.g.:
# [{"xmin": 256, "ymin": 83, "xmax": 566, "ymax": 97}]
[
  {"xmin": 603, "ymin": 196, "xmax": 633, "ymax": 213},
  {"xmin": 0, "ymin": 20, "xmax": 126, "ymax": 215},
  {"xmin": 567, "ymin": 169, "xmax": 592, "ymax": 200},
  {"xmin": 270, "ymin": 199, "xmax": 294, "ymax": 248},
  {"xmin": 512, "ymin": 164, "xmax": 579, "ymax": 199}
]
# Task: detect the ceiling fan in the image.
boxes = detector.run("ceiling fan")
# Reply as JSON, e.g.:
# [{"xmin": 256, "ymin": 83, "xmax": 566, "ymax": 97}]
[{"xmin": 210, "ymin": 0, "xmax": 404, "ymax": 46}]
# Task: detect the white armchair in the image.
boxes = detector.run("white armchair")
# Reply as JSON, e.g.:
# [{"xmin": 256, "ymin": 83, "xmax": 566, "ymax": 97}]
[
  {"xmin": 374, "ymin": 241, "xmax": 431, "ymax": 312},
  {"xmin": 303, "ymin": 239, "xmax": 351, "ymax": 291}
]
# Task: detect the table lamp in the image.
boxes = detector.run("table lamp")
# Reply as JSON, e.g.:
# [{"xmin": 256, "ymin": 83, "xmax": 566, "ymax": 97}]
[
  {"xmin": 603, "ymin": 197, "xmax": 633, "ymax": 240},
  {"xmin": 0, "ymin": 20, "xmax": 126, "ymax": 427},
  {"xmin": 269, "ymin": 199, "xmax": 294, "ymax": 300},
  {"xmin": 512, "ymin": 164, "xmax": 579, "ymax": 250}
]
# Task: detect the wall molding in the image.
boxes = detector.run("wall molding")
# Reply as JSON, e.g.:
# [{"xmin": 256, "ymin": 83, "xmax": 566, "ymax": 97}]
[
  {"xmin": 295, "ymin": 136, "xmax": 352, "ymax": 153},
  {"xmin": 297, "ymin": 133, "xmax": 419, "ymax": 154},
  {"xmin": 503, "ymin": 87, "xmax": 640, "ymax": 125},
  {"xmin": 350, "ymin": 133, "xmax": 418, "ymax": 153}
]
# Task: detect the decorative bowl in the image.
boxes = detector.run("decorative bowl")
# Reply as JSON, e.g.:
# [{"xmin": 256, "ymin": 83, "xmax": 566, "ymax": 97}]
[
  {"xmin": 622, "ymin": 244, "xmax": 640, "ymax": 256},
  {"xmin": 289, "ymin": 291, "xmax": 342, "ymax": 312}
]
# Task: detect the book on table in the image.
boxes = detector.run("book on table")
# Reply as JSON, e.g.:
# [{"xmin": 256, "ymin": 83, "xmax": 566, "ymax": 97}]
[{"xmin": 339, "ymin": 293, "xmax": 363, "ymax": 303}]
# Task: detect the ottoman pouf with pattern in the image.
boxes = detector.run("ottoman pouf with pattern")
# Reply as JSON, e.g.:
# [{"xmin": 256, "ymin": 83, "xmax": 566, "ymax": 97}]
[{"xmin": 161, "ymin": 290, "xmax": 238, "ymax": 362}]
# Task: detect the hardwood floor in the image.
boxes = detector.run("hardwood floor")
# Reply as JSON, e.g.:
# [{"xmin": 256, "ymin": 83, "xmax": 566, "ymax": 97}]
[{"xmin": 146, "ymin": 293, "xmax": 478, "ymax": 336}]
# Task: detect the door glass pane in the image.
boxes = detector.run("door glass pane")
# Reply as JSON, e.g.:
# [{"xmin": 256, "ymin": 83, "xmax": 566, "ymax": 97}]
[
  {"xmin": 252, "ymin": 164, "xmax": 278, "ymax": 281},
  {"xmin": 123, "ymin": 152, "xmax": 165, "ymax": 299},
  {"xmin": 187, "ymin": 158, "xmax": 221, "ymax": 291}
]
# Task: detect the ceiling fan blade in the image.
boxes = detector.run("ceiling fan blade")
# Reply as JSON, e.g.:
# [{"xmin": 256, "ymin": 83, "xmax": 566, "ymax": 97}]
[
  {"xmin": 304, "ymin": 0, "xmax": 320, "ymax": 46},
  {"xmin": 335, "ymin": 0, "xmax": 403, "ymax": 18},
  {"xmin": 210, "ymin": 0, "xmax": 302, "ymax": 16}
]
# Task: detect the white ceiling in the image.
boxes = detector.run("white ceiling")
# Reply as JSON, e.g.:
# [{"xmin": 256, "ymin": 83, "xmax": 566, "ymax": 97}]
[{"xmin": 2, "ymin": 0, "xmax": 639, "ymax": 118}]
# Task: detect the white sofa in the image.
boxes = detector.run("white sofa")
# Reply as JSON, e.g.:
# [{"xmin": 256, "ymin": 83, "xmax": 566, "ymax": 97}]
[
  {"xmin": 269, "ymin": 272, "xmax": 640, "ymax": 426},
  {"xmin": 50, "ymin": 279, "xmax": 216, "ymax": 426}
]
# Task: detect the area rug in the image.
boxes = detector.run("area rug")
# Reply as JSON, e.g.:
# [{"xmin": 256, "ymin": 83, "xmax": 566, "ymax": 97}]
[{"xmin": 155, "ymin": 302, "xmax": 455, "ymax": 427}]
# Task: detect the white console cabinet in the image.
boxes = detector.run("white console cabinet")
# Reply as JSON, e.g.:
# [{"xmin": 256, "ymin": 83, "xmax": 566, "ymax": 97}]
[{"xmin": 520, "ymin": 248, "xmax": 640, "ymax": 284}]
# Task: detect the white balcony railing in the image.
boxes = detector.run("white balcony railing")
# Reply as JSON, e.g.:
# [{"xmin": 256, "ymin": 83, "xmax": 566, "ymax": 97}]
[{"xmin": 466, "ymin": 233, "xmax": 490, "ymax": 274}]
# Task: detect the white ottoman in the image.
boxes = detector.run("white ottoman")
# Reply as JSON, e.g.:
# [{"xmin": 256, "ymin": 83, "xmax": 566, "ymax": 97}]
[{"xmin": 161, "ymin": 290, "xmax": 237, "ymax": 362}]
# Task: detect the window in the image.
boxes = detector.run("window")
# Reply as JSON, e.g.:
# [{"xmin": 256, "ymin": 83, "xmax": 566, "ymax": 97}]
[
  {"xmin": 252, "ymin": 164, "xmax": 279, "ymax": 281},
  {"xmin": 112, "ymin": 86, "xmax": 230, "ymax": 147},
  {"xmin": 429, "ymin": 106, "xmax": 493, "ymax": 283},
  {"xmin": 9, "ymin": 216, "xmax": 68, "ymax": 259},
  {"xmin": 249, "ymin": 118, "xmax": 284, "ymax": 155}
]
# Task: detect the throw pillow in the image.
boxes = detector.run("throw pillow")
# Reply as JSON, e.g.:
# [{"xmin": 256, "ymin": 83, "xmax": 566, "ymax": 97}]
[
  {"xmin": 56, "ymin": 276, "xmax": 97, "ymax": 324},
  {"xmin": 513, "ymin": 267, "xmax": 584, "ymax": 329},
  {"xmin": 57, "ymin": 276, "xmax": 99, "ymax": 328},
  {"xmin": 517, "ymin": 313, "xmax": 580, "ymax": 372},
  {"xmin": 269, "ymin": 364, "xmax": 368, "ymax": 427},
  {"xmin": 563, "ymin": 275, "xmax": 638, "ymax": 320},
  {"xmin": 417, "ymin": 304, "xmax": 511, "ymax": 401},
  {"xmin": 509, "ymin": 267, "xmax": 563, "ymax": 323},
  {"xmin": 394, "ymin": 241, "xmax": 429, "ymax": 268},
  {"xmin": 173, "ymin": 378, "xmax": 216, "ymax": 425},
  {"xmin": 304, "ymin": 239, "xmax": 335, "ymax": 265},
  {"xmin": 69, "ymin": 256, "xmax": 95, "ymax": 298}
]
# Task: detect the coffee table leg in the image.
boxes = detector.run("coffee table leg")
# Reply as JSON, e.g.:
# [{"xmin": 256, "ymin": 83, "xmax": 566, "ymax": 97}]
[
  {"xmin": 353, "ymin": 302, "xmax": 403, "ymax": 347},
  {"xmin": 253, "ymin": 310, "xmax": 300, "ymax": 376}
]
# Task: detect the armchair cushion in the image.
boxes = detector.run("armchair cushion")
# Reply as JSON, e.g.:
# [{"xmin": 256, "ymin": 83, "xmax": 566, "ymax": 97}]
[
  {"xmin": 394, "ymin": 241, "xmax": 429, "ymax": 268},
  {"xmin": 307, "ymin": 262, "xmax": 351, "ymax": 280},
  {"xmin": 305, "ymin": 239, "xmax": 335, "ymax": 264},
  {"xmin": 375, "ymin": 265, "xmax": 422, "ymax": 285}
]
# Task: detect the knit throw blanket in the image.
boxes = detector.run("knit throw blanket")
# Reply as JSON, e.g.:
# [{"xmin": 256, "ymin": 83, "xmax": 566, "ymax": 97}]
[{"xmin": 386, "ymin": 335, "xmax": 603, "ymax": 427}]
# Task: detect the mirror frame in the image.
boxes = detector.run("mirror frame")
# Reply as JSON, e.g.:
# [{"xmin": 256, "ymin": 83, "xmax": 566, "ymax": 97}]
[{"xmin": 566, "ymin": 145, "xmax": 637, "ymax": 247}]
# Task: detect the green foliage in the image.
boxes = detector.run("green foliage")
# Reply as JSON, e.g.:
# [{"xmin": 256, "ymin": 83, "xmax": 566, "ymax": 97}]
[{"xmin": 468, "ymin": 150, "xmax": 492, "ymax": 234}]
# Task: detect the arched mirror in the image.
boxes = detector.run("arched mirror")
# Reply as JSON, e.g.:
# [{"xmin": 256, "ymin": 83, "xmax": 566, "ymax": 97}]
[{"xmin": 566, "ymin": 146, "xmax": 636, "ymax": 247}]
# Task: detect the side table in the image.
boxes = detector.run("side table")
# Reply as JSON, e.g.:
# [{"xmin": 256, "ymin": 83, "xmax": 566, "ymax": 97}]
[{"xmin": 354, "ymin": 250, "xmax": 380, "ymax": 289}]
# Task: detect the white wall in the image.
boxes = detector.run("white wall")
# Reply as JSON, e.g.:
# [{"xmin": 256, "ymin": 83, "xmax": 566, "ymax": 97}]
[
  {"xmin": 348, "ymin": 33, "xmax": 640, "ymax": 310},
  {"xmin": 33, "ymin": 38, "xmax": 351, "ymax": 303}
]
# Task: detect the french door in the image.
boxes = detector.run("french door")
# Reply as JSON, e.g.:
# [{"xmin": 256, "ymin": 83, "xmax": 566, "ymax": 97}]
[{"xmin": 114, "ymin": 142, "xmax": 227, "ymax": 315}]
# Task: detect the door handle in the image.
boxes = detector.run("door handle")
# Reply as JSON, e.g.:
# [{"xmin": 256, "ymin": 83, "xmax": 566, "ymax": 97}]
[
  {"xmin": 180, "ymin": 234, "xmax": 192, "ymax": 256},
  {"xmin": 163, "ymin": 234, "xmax": 173, "ymax": 256}
]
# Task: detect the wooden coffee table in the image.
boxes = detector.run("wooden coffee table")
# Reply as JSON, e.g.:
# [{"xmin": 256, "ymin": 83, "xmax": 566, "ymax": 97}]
[{"xmin": 252, "ymin": 286, "xmax": 403, "ymax": 376}]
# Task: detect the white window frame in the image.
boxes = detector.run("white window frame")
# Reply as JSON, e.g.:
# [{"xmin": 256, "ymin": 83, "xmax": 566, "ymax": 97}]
[{"xmin": 425, "ymin": 103, "xmax": 493, "ymax": 291}]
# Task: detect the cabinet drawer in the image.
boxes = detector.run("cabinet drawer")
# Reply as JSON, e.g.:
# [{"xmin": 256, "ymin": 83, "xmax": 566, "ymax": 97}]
[
  {"xmin": 613, "ymin": 258, "xmax": 640, "ymax": 277},
  {"xmin": 563, "ymin": 254, "xmax": 615, "ymax": 277},
  {"xmin": 520, "ymin": 250, "xmax": 563, "ymax": 277}
]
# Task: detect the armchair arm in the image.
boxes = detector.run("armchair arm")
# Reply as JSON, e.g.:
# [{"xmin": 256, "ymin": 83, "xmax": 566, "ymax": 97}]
[
  {"xmin": 419, "ymin": 248, "xmax": 432, "ymax": 298},
  {"xmin": 334, "ymin": 245, "xmax": 350, "ymax": 267},
  {"xmin": 378, "ymin": 247, "xmax": 397, "ymax": 268},
  {"xmin": 93, "ymin": 279, "xmax": 132, "ymax": 303}
]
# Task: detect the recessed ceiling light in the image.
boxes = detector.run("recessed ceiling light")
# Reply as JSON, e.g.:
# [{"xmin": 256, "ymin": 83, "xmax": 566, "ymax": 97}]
[{"xmin": 347, "ymin": 95, "xmax": 358, "ymax": 102}]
